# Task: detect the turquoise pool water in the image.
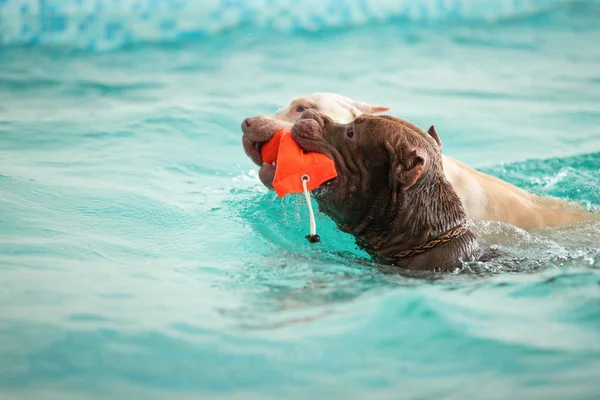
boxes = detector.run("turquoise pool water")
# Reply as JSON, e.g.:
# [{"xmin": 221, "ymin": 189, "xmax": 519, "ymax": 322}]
[{"xmin": 1, "ymin": 2, "xmax": 600, "ymax": 399}]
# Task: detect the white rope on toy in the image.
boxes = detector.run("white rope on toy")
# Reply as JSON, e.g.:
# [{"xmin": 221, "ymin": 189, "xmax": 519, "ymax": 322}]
[{"xmin": 301, "ymin": 174, "xmax": 320, "ymax": 243}]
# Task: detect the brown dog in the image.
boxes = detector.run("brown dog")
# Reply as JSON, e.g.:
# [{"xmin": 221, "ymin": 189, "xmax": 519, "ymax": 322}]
[{"xmin": 243, "ymin": 110, "xmax": 481, "ymax": 270}]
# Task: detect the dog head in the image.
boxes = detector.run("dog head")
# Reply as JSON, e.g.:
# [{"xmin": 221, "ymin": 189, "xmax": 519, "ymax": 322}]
[{"xmin": 274, "ymin": 92, "xmax": 389, "ymax": 124}]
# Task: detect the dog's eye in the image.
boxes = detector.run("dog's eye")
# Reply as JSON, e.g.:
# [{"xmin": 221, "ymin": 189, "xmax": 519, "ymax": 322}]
[
  {"xmin": 296, "ymin": 106, "xmax": 307, "ymax": 113},
  {"xmin": 347, "ymin": 127, "xmax": 355, "ymax": 138}
]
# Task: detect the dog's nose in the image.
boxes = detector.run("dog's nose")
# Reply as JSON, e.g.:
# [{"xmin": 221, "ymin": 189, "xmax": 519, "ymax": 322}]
[{"xmin": 243, "ymin": 117, "xmax": 253, "ymax": 128}]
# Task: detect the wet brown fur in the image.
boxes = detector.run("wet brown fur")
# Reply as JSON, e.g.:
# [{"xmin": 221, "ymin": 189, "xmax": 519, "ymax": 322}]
[{"xmin": 289, "ymin": 110, "xmax": 480, "ymax": 270}]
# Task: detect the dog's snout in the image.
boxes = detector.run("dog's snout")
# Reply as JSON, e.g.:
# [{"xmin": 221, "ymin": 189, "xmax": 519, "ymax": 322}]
[
  {"xmin": 299, "ymin": 109, "xmax": 328, "ymax": 129},
  {"xmin": 292, "ymin": 118, "xmax": 323, "ymax": 141},
  {"xmin": 301, "ymin": 109, "xmax": 317, "ymax": 118},
  {"xmin": 243, "ymin": 117, "xmax": 253, "ymax": 128},
  {"xmin": 300, "ymin": 109, "xmax": 320, "ymax": 121}
]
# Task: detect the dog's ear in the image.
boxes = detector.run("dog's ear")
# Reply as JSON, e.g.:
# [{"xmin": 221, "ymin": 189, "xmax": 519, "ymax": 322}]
[
  {"xmin": 427, "ymin": 125, "xmax": 442, "ymax": 150},
  {"xmin": 352, "ymin": 100, "xmax": 390, "ymax": 114},
  {"xmin": 386, "ymin": 140, "xmax": 428, "ymax": 189},
  {"xmin": 395, "ymin": 149, "xmax": 426, "ymax": 187}
]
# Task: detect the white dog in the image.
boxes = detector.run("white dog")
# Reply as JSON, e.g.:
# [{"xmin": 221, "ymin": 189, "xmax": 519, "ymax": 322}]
[{"xmin": 271, "ymin": 93, "xmax": 596, "ymax": 229}]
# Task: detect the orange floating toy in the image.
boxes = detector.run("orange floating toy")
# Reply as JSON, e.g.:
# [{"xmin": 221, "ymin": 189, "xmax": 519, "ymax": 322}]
[
  {"xmin": 261, "ymin": 126, "xmax": 337, "ymax": 198},
  {"xmin": 260, "ymin": 126, "xmax": 337, "ymax": 243}
]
